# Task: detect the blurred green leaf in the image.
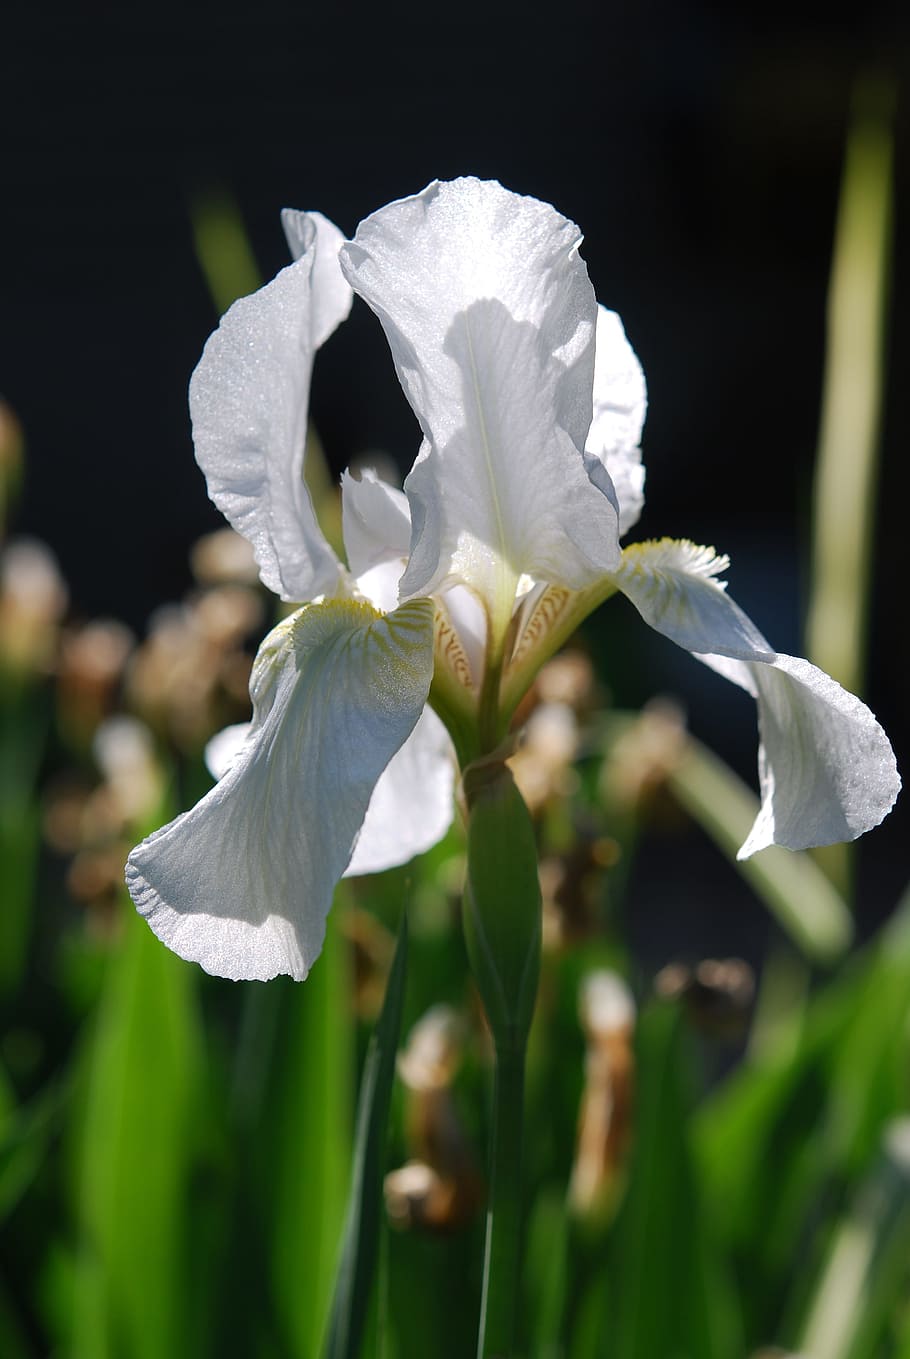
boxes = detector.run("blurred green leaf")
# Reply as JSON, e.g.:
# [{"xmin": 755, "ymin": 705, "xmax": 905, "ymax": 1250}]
[
  {"xmin": 262, "ymin": 903, "xmax": 354, "ymax": 1359},
  {"xmin": 0, "ymin": 1077, "xmax": 64, "ymax": 1223},
  {"xmin": 0, "ymin": 1276, "xmax": 31, "ymax": 1359},
  {"xmin": 71, "ymin": 902, "xmax": 204, "ymax": 1359},
  {"xmin": 609, "ymin": 999, "xmax": 743, "ymax": 1359},
  {"xmin": 189, "ymin": 188, "xmax": 262, "ymax": 315},
  {"xmin": 805, "ymin": 78, "xmax": 894, "ymax": 899},
  {"xmin": 0, "ymin": 688, "xmax": 49, "ymax": 994},
  {"xmin": 798, "ymin": 1118, "xmax": 910, "ymax": 1359},
  {"xmin": 806, "ymin": 77, "xmax": 894, "ymax": 701},
  {"xmin": 525, "ymin": 1188, "xmax": 570, "ymax": 1358},
  {"xmin": 696, "ymin": 886, "xmax": 910, "ymax": 1345},
  {"xmin": 324, "ymin": 910, "xmax": 408, "ymax": 1359}
]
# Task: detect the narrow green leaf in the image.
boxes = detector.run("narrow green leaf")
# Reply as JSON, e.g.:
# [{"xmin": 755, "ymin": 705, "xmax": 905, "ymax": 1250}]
[
  {"xmin": 0, "ymin": 688, "xmax": 48, "ymax": 994},
  {"xmin": 526, "ymin": 1188, "xmax": 570, "ymax": 1357},
  {"xmin": 71, "ymin": 903, "xmax": 203, "ymax": 1359},
  {"xmin": 611, "ymin": 1000, "xmax": 743, "ymax": 1359},
  {"xmin": 805, "ymin": 79, "xmax": 894, "ymax": 898},
  {"xmin": 189, "ymin": 187, "xmax": 262, "ymax": 316},
  {"xmin": 798, "ymin": 1119, "xmax": 910, "ymax": 1359},
  {"xmin": 806, "ymin": 78, "xmax": 894, "ymax": 701},
  {"xmin": 265, "ymin": 905, "xmax": 354, "ymax": 1359},
  {"xmin": 323, "ymin": 910, "xmax": 409, "ymax": 1359}
]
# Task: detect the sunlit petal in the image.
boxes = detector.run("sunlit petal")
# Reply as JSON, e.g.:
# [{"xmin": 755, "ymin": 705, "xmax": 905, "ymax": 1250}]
[
  {"xmin": 190, "ymin": 212, "xmax": 351, "ymax": 602},
  {"xmin": 339, "ymin": 178, "xmax": 622, "ymax": 616},
  {"xmin": 126, "ymin": 598, "xmax": 435, "ymax": 981},
  {"xmin": 586, "ymin": 306, "xmax": 647, "ymax": 537},
  {"xmin": 341, "ymin": 467, "xmax": 410, "ymax": 577},
  {"xmin": 344, "ymin": 706, "xmax": 455, "ymax": 876},
  {"xmin": 614, "ymin": 539, "xmax": 900, "ymax": 856}
]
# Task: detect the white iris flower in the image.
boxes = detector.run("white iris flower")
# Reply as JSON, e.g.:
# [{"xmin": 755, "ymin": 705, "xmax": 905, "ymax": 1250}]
[{"xmin": 126, "ymin": 178, "xmax": 899, "ymax": 982}]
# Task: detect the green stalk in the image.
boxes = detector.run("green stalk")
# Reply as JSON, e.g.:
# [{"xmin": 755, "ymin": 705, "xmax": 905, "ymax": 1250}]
[
  {"xmin": 478, "ymin": 1043, "xmax": 526, "ymax": 1359},
  {"xmin": 462, "ymin": 763, "xmax": 541, "ymax": 1359}
]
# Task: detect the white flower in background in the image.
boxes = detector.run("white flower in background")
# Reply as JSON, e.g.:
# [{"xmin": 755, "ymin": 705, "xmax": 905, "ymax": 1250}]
[{"xmin": 126, "ymin": 178, "xmax": 899, "ymax": 982}]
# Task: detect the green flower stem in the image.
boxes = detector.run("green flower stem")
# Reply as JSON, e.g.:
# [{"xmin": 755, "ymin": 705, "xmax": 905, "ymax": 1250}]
[
  {"xmin": 462, "ymin": 762, "xmax": 541, "ymax": 1359},
  {"xmin": 478, "ymin": 1040, "xmax": 526, "ymax": 1359}
]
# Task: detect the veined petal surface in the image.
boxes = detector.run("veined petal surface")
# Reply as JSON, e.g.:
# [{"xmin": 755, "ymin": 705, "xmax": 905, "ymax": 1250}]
[
  {"xmin": 190, "ymin": 212, "xmax": 351, "ymax": 602},
  {"xmin": 339, "ymin": 178, "xmax": 622, "ymax": 614},
  {"xmin": 613, "ymin": 539, "xmax": 900, "ymax": 856},
  {"xmin": 586, "ymin": 306, "xmax": 647, "ymax": 537},
  {"xmin": 344, "ymin": 705, "xmax": 455, "ymax": 876},
  {"xmin": 126, "ymin": 598, "xmax": 435, "ymax": 981}
]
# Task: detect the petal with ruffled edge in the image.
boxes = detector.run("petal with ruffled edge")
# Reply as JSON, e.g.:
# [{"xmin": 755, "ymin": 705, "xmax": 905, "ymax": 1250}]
[
  {"xmin": 612, "ymin": 539, "xmax": 900, "ymax": 857},
  {"xmin": 344, "ymin": 705, "xmax": 455, "ymax": 876},
  {"xmin": 585, "ymin": 306, "xmax": 647, "ymax": 537},
  {"xmin": 190, "ymin": 212, "xmax": 352, "ymax": 603},
  {"xmin": 126, "ymin": 598, "xmax": 435, "ymax": 981},
  {"xmin": 339, "ymin": 179, "xmax": 622, "ymax": 624}
]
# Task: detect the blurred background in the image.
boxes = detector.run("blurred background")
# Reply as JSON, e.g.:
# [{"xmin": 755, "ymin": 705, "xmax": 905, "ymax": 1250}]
[{"xmin": 1, "ymin": 4, "xmax": 909, "ymax": 1357}]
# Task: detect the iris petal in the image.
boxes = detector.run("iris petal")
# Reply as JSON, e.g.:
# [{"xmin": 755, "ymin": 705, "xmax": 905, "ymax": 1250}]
[
  {"xmin": 190, "ymin": 211, "xmax": 351, "ymax": 603},
  {"xmin": 586, "ymin": 306, "xmax": 647, "ymax": 538},
  {"xmin": 339, "ymin": 178, "xmax": 622, "ymax": 618},
  {"xmin": 126, "ymin": 598, "xmax": 435, "ymax": 981},
  {"xmin": 614, "ymin": 539, "xmax": 900, "ymax": 856}
]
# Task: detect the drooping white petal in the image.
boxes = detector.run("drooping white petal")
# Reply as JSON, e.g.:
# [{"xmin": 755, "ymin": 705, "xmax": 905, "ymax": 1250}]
[
  {"xmin": 126, "ymin": 598, "xmax": 435, "ymax": 981},
  {"xmin": 339, "ymin": 179, "xmax": 622, "ymax": 616},
  {"xmin": 613, "ymin": 539, "xmax": 900, "ymax": 856},
  {"xmin": 344, "ymin": 706, "xmax": 455, "ymax": 876},
  {"xmin": 585, "ymin": 306, "xmax": 647, "ymax": 537},
  {"xmin": 190, "ymin": 212, "xmax": 352, "ymax": 602}
]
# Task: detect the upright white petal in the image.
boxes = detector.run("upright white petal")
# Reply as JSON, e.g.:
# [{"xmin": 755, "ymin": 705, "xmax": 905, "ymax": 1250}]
[
  {"xmin": 339, "ymin": 179, "xmax": 622, "ymax": 617},
  {"xmin": 126, "ymin": 598, "xmax": 435, "ymax": 981},
  {"xmin": 613, "ymin": 539, "xmax": 900, "ymax": 856},
  {"xmin": 586, "ymin": 306, "xmax": 647, "ymax": 537},
  {"xmin": 341, "ymin": 468, "xmax": 411, "ymax": 612},
  {"xmin": 344, "ymin": 706, "xmax": 455, "ymax": 876},
  {"xmin": 341, "ymin": 468, "xmax": 410, "ymax": 575},
  {"xmin": 190, "ymin": 212, "xmax": 352, "ymax": 602}
]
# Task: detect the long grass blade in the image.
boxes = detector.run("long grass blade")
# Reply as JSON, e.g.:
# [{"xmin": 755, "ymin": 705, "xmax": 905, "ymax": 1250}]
[
  {"xmin": 806, "ymin": 79, "xmax": 894, "ymax": 699},
  {"xmin": 323, "ymin": 910, "xmax": 409, "ymax": 1359}
]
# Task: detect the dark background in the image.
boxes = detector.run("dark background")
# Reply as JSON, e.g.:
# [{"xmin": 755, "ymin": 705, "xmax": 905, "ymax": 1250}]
[{"xmin": 2, "ymin": 2, "xmax": 908, "ymax": 941}]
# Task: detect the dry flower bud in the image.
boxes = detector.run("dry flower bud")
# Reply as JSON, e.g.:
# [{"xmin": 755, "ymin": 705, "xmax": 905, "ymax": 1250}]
[
  {"xmin": 655, "ymin": 957, "xmax": 755, "ymax": 1037},
  {"xmin": 193, "ymin": 586, "xmax": 263, "ymax": 647},
  {"xmin": 535, "ymin": 650, "xmax": 595, "ymax": 710},
  {"xmin": 601, "ymin": 699, "xmax": 687, "ymax": 809},
  {"xmin": 0, "ymin": 538, "xmax": 68, "ymax": 674},
  {"xmin": 569, "ymin": 968, "xmax": 636, "ymax": 1221},
  {"xmin": 190, "ymin": 528, "xmax": 259, "ymax": 585},
  {"xmin": 397, "ymin": 1004, "xmax": 464, "ymax": 1092},
  {"xmin": 509, "ymin": 701, "xmax": 579, "ymax": 812},
  {"xmin": 384, "ymin": 1160, "xmax": 479, "ymax": 1233},
  {"xmin": 92, "ymin": 716, "xmax": 163, "ymax": 826},
  {"xmin": 58, "ymin": 619, "xmax": 134, "ymax": 735}
]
